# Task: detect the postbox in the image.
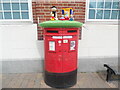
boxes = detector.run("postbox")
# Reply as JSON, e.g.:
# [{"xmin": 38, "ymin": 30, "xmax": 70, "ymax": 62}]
[{"xmin": 40, "ymin": 20, "xmax": 83, "ymax": 88}]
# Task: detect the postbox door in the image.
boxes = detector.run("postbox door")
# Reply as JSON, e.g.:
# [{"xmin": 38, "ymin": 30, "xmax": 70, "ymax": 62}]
[
  {"xmin": 45, "ymin": 37, "xmax": 63, "ymax": 73},
  {"xmin": 62, "ymin": 36, "xmax": 78, "ymax": 73}
]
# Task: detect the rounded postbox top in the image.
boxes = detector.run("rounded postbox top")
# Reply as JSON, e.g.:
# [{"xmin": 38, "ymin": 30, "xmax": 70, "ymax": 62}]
[{"xmin": 39, "ymin": 20, "xmax": 83, "ymax": 28}]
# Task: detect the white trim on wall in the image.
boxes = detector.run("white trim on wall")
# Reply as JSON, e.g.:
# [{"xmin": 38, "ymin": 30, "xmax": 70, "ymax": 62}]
[{"xmin": 29, "ymin": 0, "xmax": 33, "ymax": 23}]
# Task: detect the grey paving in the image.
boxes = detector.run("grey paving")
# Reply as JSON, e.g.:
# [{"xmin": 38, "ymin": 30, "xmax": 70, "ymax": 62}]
[{"xmin": 2, "ymin": 72, "xmax": 118, "ymax": 88}]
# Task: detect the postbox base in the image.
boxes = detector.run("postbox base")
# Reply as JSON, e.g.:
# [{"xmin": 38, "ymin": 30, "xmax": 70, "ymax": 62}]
[{"xmin": 44, "ymin": 69, "xmax": 77, "ymax": 89}]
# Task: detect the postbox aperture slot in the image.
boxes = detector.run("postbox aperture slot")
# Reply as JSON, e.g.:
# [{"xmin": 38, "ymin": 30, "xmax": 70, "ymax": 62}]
[
  {"xmin": 68, "ymin": 30, "xmax": 77, "ymax": 33},
  {"xmin": 47, "ymin": 30, "xmax": 58, "ymax": 33}
]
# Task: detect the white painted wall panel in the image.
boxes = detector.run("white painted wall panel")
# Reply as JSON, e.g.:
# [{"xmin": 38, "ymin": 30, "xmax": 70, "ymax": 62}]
[
  {"xmin": 78, "ymin": 24, "xmax": 118, "ymax": 58},
  {"xmin": 0, "ymin": 24, "xmax": 118, "ymax": 61},
  {"xmin": 1, "ymin": 24, "xmax": 42, "ymax": 61}
]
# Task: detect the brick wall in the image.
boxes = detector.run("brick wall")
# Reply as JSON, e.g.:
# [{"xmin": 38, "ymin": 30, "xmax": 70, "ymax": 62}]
[{"xmin": 32, "ymin": 0, "xmax": 86, "ymax": 40}]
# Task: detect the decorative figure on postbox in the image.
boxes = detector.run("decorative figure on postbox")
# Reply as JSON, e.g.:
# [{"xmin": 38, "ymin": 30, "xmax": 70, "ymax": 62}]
[
  {"xmin": 69, "ymin": 15, "xmax": 74, "ymax": 21},
  {"xmin": 50, "ymin": 6, "xmax": 74, "ymax": 21},
  {"xmin": 50, "ymin": 14, "xmax": 55, "ymax": 21},
  {"xmin": 60, "ymin": 15, "xmax": 65, "ymax": 20},
  {"xmin": 50, "ymin": 6, "xmax": 58, "ymax": 20},
  {"xmin": 61, "ymin": 8, "xmax": 74, "ymax": 21}
]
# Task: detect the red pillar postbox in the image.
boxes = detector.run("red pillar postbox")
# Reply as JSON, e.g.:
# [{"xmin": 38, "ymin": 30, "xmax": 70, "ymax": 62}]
[{"xmin": 40, "ymin": 21, "xmax": 82, "ymax": 88}]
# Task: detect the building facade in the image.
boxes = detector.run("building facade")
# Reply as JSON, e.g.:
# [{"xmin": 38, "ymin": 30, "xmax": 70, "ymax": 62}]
[{"xmin": 0, "ymin": 0, "xmax": 119, "ymax": 73}]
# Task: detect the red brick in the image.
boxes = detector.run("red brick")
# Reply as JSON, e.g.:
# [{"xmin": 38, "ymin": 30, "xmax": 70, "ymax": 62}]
[
  {"xmin": 38, "ymin": 36, "xmax": 43, "ymax": 40},
  {"xmin": 60, "ymin": 1, "xmax": 68, "ymax": 3},
  {"xmin": 39, "ymin": 18, "xmax": 46, "ymax": 21},
  {"xmin": 45, "ymin": 3, "xmax": 51, "ymax": 5},
  {"xmin": 38, "ymin": 26, "xmax": 43, "ymax": 29},
  {"xmin": 32, "ymin": 2, "xmax": 36, "ymax": 5},
  {"xmin": 51, "ymin": 3, "xmax": 59, "ymax": 6},
  {"xmin": 38, "ymin": 30, "xmax": 43, "ymax": 34},
  {"xmin": 74, "ymin": 12, "xmax": 82, "ymax": 15},
  {"xmin": 35, "ymin": 10, "xmax": 41, "ymax": 12},
  {"xmin": 57, "ymin": 7, "xmax": 62, "ymax": 9},
  {"xmin": 67, "ymin": 4, "xmax": 76, "ymax": 6},
  {"xmin": 44, "ymin": 10, "xmax": 50, "ymax": 12},
  {"xmin": 36, "ymin": 12, "xmax": 45, "ymax": 15},
  {"xmin": 45, "ymin": 18, "xmax": 51, "ymax": 20},
  {"xmin": 32, "ymin": 0, "xmax": 86, "ymax": 40}
]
